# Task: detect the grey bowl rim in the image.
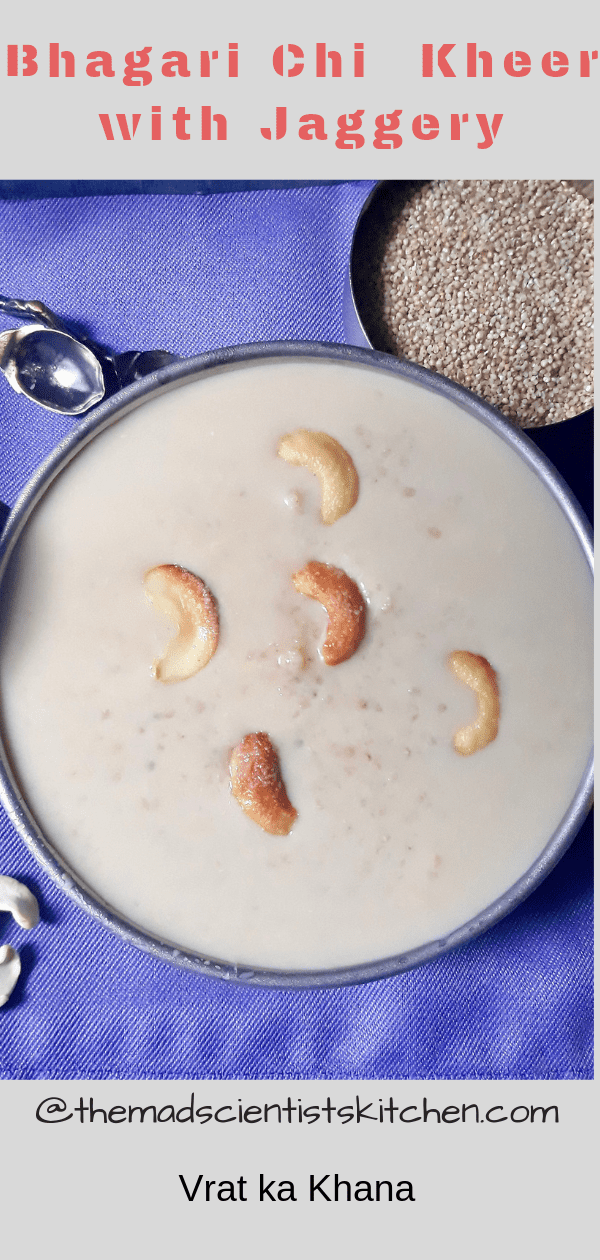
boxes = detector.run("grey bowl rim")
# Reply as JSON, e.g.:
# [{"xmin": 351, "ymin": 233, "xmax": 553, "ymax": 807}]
[
  {"xmin": 0, "ymin": 339, "xmax": 593, "ymax": 989},
  {"xmin": 346, "ymin": 180, "xmax": 428, "ymax": 352}
]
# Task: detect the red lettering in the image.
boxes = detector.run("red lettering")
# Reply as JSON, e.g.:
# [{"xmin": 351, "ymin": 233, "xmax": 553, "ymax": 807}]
[
  {"xmin": 467, "ymin": 43, "xmax": 492, "ymax": 77},
  {"xmin": 98, "ymin": 114, "xmax": 141, "ymax": 140},
  {"xmin": 317, "ymin": 43, "xmax": 342, "ymax": 77},
  {"xmin": 450, "ymin": 112, "xmax": 469, "ymax": 139},
  {"xmin": 336, "ymin": 110, "xmax": 364, "ymax": 149},
  {"xmin": 475, "ymin": 113, "xmax": 503, "ymax": 149},
  {"xmin": 200, "ymin": 107, "xmax": 227, "ymax": 139},
  {"xmin": 49, "ymin": 43, "xmax": 75, "ymax": 77},
  {"xmin": 7, "ymin": 43, "xmax": 38, "ymax": 76},
  {"xmin": 437, "ymin": 44, "xmax": 456, "ymax": 77},
  {"xmin": 117, "ymin": 113, "xmax": 141, "ymax": 140},
  {"xmin": 200, "ymin": 50, "xmax": 218, "ymax": 77},
  {"xmin": 299, "ymin": 114, "xmax": 327, "ymax": 140},
  {"xmin": 504, "ymin": 50, "xmax": 531, "ymax": 77},
  {"xmin": 261, "ymin": 107, "xmax": 287, "ymax": 140},
  {"xmin": 123, "ymin": 47, "xmax": 152, "ymax": 87},
  {"xmin": 579, "ymin": 50, "xmax": 598, "ymax": 76},
  {"xmin": 541, "ymin": 50, "xmax": 569, "ymax": 77},
  {"xmin": 87, "ymin": 51, "xmax": 115, "ymax": 78},
  {"xmin": 162, "ymin": 52, "xmax": 190, "ymax": 78},
  {"xmin": 273, "ymin": 44, "xmax": 304, "ymax": 77},
  {"xmin": 25, "ymin": 45, "xmax": 39, "ymax": 78},
  {"xmin": 412, "ymin": 113, "xmax": 439, "ymax": 140},
  {"xmin": 173, "ymin": 105, "xmax": 191, "ymax": 139},
  {"xmin": 98, "ymin": 114, "xmax": 114, "ymax": 140},
  {"xmin": 373, "ymin": 111, "xmax": 402, "ymax": 149}
]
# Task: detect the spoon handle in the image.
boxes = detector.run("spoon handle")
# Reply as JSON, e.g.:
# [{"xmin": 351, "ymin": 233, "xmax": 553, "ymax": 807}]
[
  {"xmin": 0, "ymin": 295, "xmax": 68, "ymax": 333},
  {"xmin": 111, "ymin": 350, "xmax": 181, "ymax": 389}
]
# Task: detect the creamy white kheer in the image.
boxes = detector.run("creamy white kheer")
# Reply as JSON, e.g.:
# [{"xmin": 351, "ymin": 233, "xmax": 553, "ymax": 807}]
[{"xmin": 0, "ymin": 359, "xmax": 593, "ymax": 971}]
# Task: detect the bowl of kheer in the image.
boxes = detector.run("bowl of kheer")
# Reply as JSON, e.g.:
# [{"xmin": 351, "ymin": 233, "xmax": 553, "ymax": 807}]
[{"xmin": 0, "ymin": 342, "xmax": 593, "ymax": 986}]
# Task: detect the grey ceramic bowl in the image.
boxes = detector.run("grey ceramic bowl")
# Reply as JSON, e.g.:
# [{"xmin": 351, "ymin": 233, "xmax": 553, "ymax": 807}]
[{"xmin": 0, "ymin": 341, "xmax": 593, "ymax": 987}]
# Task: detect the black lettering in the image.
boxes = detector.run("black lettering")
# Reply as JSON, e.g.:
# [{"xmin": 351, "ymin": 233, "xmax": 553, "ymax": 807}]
[
  {"xmin": 108, "ymin": 1106, "xmax": 126, "ymax": 1123},
  {"xmin": 277, "ymin": 1181, "xmax": 296, "ymax": 1201},
  {"xmin": 214, "ymin": 1105, "xmax": 235, "ymax": 1123},
  {"xmin": 334, "ymin": 1175, "xmax": 351, "ymax": 1201},
  {"xmin": 323, "ymin": 1098, "xmax": 336, "ymax": 1123},
  {"xmin": 531, "ymin": 1105, "xmax": 559, "ymax": 1123},
  {"xmin": 486, "ymin": 1106, "xmax": 507, "ymax": 1122},
  {"xmin": 381, "ymin": 1098, "xmax": 398, "ymax": 1122},
  {"xmin": 176, "ymin": 1095, "xmax": 194, "ymax": 1122},
  {"xmin": 217, "ymin": 1181, "xmax": 236, "ymax": 1201},
  {"xmin": 260, "ymin": 1174, "xmax": 276, "ymax": 1202},
  {"xmin": 423, "ymin": 1098, "xmax": 441, "ymax": 1123},
  {"xmin": 129, "ymin": 1105, "xmax": 157, "ymax": 1122},
  {"xmin": 462, "ymin": 1103, "xmax": 480, "ymax": 1123},
  {"xmin": 36, "ymin": 1097, "xmax": 73, "ymax": 1124},
  {"xmin": 310, "ymin": 1174, "xmax": 331, "ymax": 1202},
  {"xmin": 243, "ymin": 1106, "xmax": 262, "ymax": 1123},
  {"xmin": 304, "ymin": 1105, "xmax": 320, "ymax": 1124},
  {"xmin": 356, "ymin": 1096, "xmax": 377, "ymax": 1122},
  {"xmin": 355, "ymin": 1180, "xmax": 373, "ymax": 1202},
  {"xmin": 89, "ymin": 1098, "xmax": 108, "ymax": 1123},
  {"xmin": 179, "ymin": 1174, "xmax": 203, "ymax": 1202},
  {"xmin": 264, "ymin": 1103, "xmax": 282, "ymax": 1123},
  {"xmin": 396, "ymin": 1181, "xmax": 415, "ymax": 1201}
]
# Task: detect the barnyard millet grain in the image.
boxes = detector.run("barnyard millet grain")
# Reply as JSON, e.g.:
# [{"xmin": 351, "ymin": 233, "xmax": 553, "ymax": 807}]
[{"xmin": 376, "ymin": 180, "xmax": 593, "ymax": 426}]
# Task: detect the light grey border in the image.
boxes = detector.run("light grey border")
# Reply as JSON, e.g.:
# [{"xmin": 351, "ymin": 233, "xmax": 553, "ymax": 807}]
[{"xmin": 0, "ymin": 341, "xmax": 593, "ymax": 988}]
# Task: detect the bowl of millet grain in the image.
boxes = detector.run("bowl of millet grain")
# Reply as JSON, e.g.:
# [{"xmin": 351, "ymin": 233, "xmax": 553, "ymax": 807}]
[{"xmin": 344, "ymin": 179, "xmax": 593, "ymax": 428}]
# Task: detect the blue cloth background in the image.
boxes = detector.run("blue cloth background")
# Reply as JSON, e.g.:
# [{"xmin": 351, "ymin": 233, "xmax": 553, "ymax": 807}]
[{"xmin": 0, "ymin": 184, "xmax": 593, "ymax": 1080}]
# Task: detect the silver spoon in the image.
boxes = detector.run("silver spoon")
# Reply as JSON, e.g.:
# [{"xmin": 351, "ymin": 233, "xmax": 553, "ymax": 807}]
[
  {"xmin": 0, "ymin": 295, "xmax": 178, "ymax": 416},
  {"xmin": 0, "ymin": 324, "xmax": 105, "ymax": 415}
]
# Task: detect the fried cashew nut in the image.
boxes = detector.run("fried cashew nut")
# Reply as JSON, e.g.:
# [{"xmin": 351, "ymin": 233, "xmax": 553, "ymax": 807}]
[
  {"xmin": 278, "ymin": 429, "xmax": 359, "ymax": 524},
  {"xmin": 448, "ymin": 650, "xmax": 500, "ymax": 756},
  {"xmin": 144, "ymin": 564, "xmax": 219, "ymax": 683},
  {"xmin": 0, "ymin": 944, "xmax": 21, "ymax": 1008},
  {"xmin": 0, "ymin": 874, "xmax": 40, "ymax": 930},
  {"xmin": 230, "ymin": 733, "xmax": 297, "ymax": 835},
  {"xmin": 293, "ymin": 560, "xmax": 367, "ymax": 666}
]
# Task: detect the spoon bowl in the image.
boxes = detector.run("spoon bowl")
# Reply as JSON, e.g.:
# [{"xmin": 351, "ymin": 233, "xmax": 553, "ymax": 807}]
[{"xmin": 0, "ymin": 325, "xmax": 105, "ymax": 415}]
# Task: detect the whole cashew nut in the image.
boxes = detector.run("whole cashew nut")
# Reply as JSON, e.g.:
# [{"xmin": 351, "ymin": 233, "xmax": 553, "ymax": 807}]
[
  {"xmin": 448, "ymin": 650, "xmax": 500, "ymax": 756},
  {"xmin": 230, "ymin": 733, "xmax": 297, "ymax": 835},
  {"xmin": 278, "ymin": 429, "xmax": 359, "ymax": 525},
  {"xmin": 145, "ymin": 564, "xmax": 219, "ymax": 683},
  {"xmin": 0, "ymin": 875, "xmax": 40, "ymax": 929},
  {"xmin": 292, "ymin": 560, "xmax": 367, "ymax": 665},
  {"xmin": 0, "ymin": 944, "xmax": 21, "ymax": 1008}
]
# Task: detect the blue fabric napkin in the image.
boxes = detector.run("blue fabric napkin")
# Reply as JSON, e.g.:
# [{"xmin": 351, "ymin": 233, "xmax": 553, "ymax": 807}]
[{"xmin": 0, "ymin": 184, "xmax": 592, "ymax": 1080}]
